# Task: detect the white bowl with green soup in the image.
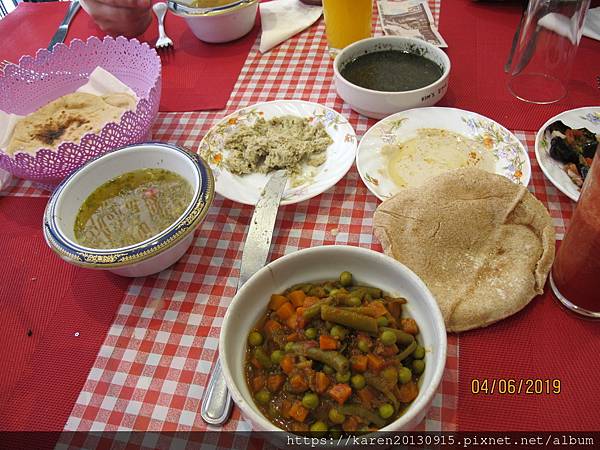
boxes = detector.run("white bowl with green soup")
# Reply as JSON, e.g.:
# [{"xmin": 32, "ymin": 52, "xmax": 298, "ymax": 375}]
[{"xmin": 43, "ymin": 143, "xmax": 214, "ymax": 277}]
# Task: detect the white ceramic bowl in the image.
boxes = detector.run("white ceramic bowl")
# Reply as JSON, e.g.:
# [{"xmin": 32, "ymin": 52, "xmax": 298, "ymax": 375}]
[
  {"xmin": 334, "ymin": 36, "xmax": 451, "ymax": 119},
  {"xmin": 168, "ymin": 0, "xmax": 258, "ymax": 44},
  {"xmin": 220, "ymin": 245, "xmax": 447, "ymax": 439},
  {"xmin": 43, "ymin": 143, "xmax": 214, "ymax": 277}
]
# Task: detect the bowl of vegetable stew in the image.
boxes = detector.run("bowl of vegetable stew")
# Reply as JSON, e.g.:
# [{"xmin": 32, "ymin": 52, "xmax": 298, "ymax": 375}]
[{"xmin": 220, "ymin": 245, "xmax": 447, "ymax": 437}]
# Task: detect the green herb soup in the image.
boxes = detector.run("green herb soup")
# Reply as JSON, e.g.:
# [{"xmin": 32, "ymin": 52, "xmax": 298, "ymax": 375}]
[
  {"xmin": 340, "ymin": 50, "xmax": 443, "ymax": 92},
  {"xmin": 74, "ymin": 168, "xmax": 193, "ymax": 249}
]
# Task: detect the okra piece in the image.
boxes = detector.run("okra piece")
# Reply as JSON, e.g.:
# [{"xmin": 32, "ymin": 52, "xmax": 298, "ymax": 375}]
[
  {"xmin": 289, "ymin": 343, "xmax": 349, "ymax": 373},
  {"xmin": 302, "ymin": 298, "xmax": 333, "ymax": 321},
  {"xmin": 396, "ymin": 339, "xmax": 417, "ymax": 361},
  {"xmin": 305, "ymin": 347, "xmax": 350, "ymax": 373},
  {"xmin": 353, "ymin": 286, "xmax": 383, "ymax": 299},
  {"xmin": 321, "ymin": 305, "xmax": 378, "ymax": 334},
  {"xmin": 340, "ymin": 404, "xmax": 386, "ymax": 427}
]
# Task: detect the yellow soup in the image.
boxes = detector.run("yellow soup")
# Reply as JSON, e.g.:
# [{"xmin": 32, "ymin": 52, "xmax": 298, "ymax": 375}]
[{"xmin": 74, "ymin": 168, "xmax": 193, "ymax": 249}]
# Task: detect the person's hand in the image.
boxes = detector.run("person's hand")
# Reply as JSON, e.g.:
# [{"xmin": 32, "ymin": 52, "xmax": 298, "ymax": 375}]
[{"xmin": 80, "ymin": 0, "xmax": 153, "ymax": 38}]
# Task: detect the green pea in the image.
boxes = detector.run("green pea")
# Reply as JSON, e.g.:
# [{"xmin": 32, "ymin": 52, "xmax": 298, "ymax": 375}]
[
  {"xmin": 357, "ymin": 339, "xmax": 370, "ymax": 353},
  {"xmin": 336, "ymin": 371, "xmax": 351, "ymax": 383},
  {"xmin": 270, "ymin": 350, "xmax": 284, "ymax": 364},
  {"xmin": 328, "ymin": 288, "xmax": 341, "ymax": 297},
  {"xmin": 382, "ymin": 366, "xmax": 398, "ymax": 384},
  {"xmin": 376, "ymin": 316, "xmax": 389, "ymax": 327},
  {"xmin": 302, "ymin": 392, "xmax": 319, "ymax": 410},
  {"xmin": 412, "ymin": 359, "xmax": 425, "ymax": 375},
  {"xmin": 248, "ymin": 331, "xmax": 263, "ymax": 347},
  {"xmin": 328, "ymin": 408, "xmax": 346, "ymax": 424},
  {"xmin": 325, "ymin": 321, "xmax": 333, "ymax": 330},
  {"xmin": 380, "ymin": 330, "xmax": 397, "ymax": 346},
  {"xmin": 398, "ymin": 366, "xmax": 413, "ymax": 384},
  {"xmin": 350, "ymin": 374, "xmax": 366, "ymax": 389},
  {"xmin": 255, "ymin": 389, "xmax": 271, "ymax": 404},
  {"xmin": 310, "ymin": 421, "xmax": 328, "ymax": 433},
  {"xmin": 330, "ymin": 325, "xmax": 347, "ymax": 339},
  {"xmin": 413, "ymin": 345, "xmax": 426, "ymax": 360},
  {"xmin": 339, "ymin": 271, "xmax": 353, "ymax": 287},
  {"xmin": 323, "ymin": 365, "xmax": 335, "ymax": 375},
  {"xmin": 305, "ymin": 328, "xmax": 318, "ymax": 340},
  {"xmin": 284, "ymin": 342, "xmax": 295, "ymax": 352},
  {"xmin": 378, "ymin": 403, "xmax": 394, "ymax": 419}
]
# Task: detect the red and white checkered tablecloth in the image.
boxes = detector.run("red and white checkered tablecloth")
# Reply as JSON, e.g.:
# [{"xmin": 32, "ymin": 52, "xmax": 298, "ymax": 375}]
[{"xmin": 1, "ymin": 0, "xmax": 575, "ymax": 441}]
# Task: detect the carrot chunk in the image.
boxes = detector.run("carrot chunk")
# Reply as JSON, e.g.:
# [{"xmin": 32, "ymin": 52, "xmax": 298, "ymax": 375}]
[
  {"xmin": 269, "ymin": 294, "xmax": 289, "ymax": 311},
  {"xmin": 276, "ymin": 302, "xmax": 295, "ymax": 320},
  {"xmin": 319, "ymin": 335, "xmax": 338, "ymax": 350},
  {"xmin": 286, "ymin": 313, "xmax": 298, "ymax": 329},
  {"xmin": 314, "ymin": 371, "xmax": 330, "ymax": 394},
  {"xmin": 288, "ymin": 290, "xmax": 306, "ymax": 307},
  {"xmin": 289, "ymin": 374, "xmax": 309, "ymax": 393},
  {"xmin": 328, "ymin": 383, "xmax": 352, "ymax": 405},
  {"xmin": 251, "ymin": 375, "xmax": 265, "ymax": 393},
  {"xmin": 280, "ymin": 355, "xmax": 295, "ymax": 374},
  {"xmin": 267, "ymin": 374, "xmax": 286, "ymax": 393},
  {"xmin": 398, "ymin": 380, "xmax": 419, "ymax": 403},
  {"xmin": 367, "ymin": 353, "xmax": 385, "ymax": 373},
  {"xmin": 263, "ymin": 319, "xmax": 282, "ymax": 337},
  {"xmin": 401, "ymin": 318, "xmax": 419, "ymax": 335},
  {"xmin": 350, "ymin": 355, "xmax": 368, "ymax": 373},
  {"xmin": 288, "ymin": 401, "xmax": 309, "ymax": 422}
]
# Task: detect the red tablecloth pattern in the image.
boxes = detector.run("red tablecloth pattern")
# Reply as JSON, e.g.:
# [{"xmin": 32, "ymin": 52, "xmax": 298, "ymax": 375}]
[{"xmin": 1, "ymin": 0, "xmax": 596, "ymax": 439}]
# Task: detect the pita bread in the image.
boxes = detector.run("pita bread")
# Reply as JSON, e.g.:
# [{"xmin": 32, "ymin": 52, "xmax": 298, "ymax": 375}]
[
  {"xmin": 6, "ymin": 92, "xmax": 136, "ymax": 155},
  {"xmin": 373, "ymin": 168, "xmax": 555, "ymax": 332}
]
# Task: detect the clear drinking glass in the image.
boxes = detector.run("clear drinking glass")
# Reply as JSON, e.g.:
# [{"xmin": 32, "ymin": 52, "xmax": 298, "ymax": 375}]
[
  {"xmin": 506, "ymin": 0, "xmax": 590, "ymax": 104},
  {"xmin": 322, "ymin": 0, "xmax": 373, "ymax": 53},
  {"xmin": 550, "ymin": 153, "xmax": 600, "ymax": 319}
]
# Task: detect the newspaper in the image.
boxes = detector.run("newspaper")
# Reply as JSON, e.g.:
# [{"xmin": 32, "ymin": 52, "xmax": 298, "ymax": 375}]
[{"xmin": 377, "ymin": 0, "xmax": 448, "ymax": 48}]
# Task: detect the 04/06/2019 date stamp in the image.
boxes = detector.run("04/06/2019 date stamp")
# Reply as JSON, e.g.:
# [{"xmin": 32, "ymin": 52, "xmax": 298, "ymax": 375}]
[{"xmin": 471, "ymin": 378, "xmax": 561, "ymax": 395}]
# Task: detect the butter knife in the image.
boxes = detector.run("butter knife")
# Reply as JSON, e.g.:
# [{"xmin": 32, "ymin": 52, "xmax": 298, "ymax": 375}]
[
  {"xmin": 48, "ymin": 0, "xmax": 81, "ymax": 51},
  {"xmin": 200, "ymin": 170, "xmax": 288, "ymax": 426}
]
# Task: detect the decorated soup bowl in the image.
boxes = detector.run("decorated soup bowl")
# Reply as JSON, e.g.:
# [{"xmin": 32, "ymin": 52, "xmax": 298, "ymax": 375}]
[
  {"xmin": 219, "ymin": 245, "xmax": 447, "ymax": 442},
  {"xmin": 43, "ymin": 143, "xmax": 214, "ymax": 277}
]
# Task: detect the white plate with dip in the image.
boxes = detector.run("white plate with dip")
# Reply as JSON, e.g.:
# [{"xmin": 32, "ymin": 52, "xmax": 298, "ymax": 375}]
[
  {"xmin": 357, "ymin": 107, "xmax": 531, "ymax": 200},
  {"xmin": 198, "ymin": 100, "xmax": 357, "ymax": 205},
  {"xmin": 535, "ymin": 107, "xmax": 600, "ymax": 202}
]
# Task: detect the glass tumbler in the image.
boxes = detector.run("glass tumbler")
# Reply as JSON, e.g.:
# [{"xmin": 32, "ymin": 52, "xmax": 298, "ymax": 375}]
[{"xmin": 506, "ymin": 0, "xmax": 591, "ymax": 104}]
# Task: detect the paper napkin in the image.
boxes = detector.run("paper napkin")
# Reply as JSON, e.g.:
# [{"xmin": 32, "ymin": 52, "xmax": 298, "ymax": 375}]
[
  {"xmin": 583, "ymin": 7, "xmax": 600, "ymax": 41},
  {"xmin": 259, "ymin": 0, "xmax": 323, "ymax": 53}
]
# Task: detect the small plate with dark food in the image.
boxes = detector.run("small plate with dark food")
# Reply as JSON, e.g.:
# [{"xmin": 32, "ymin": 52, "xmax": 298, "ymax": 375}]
[{"xmin": 535, "ymin": 107, "xmax": 600, "ymax": 201}]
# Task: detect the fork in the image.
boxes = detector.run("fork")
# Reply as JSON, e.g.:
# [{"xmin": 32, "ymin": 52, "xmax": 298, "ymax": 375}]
[{"xmin": 153, "ymin": 2, "xmax": 174, "ymax": 50}]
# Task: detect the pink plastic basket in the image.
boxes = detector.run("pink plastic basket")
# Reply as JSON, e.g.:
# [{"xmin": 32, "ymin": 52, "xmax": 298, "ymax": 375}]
[{"xmin": 0, "ymin": 36, "xmax": 161, "ymax": 187}]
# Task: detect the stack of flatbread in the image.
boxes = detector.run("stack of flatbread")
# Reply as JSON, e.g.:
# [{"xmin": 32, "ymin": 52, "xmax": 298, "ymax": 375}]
[{"xmin": 373, "ymin": 168, "xmax": 555, "ymax": 332}]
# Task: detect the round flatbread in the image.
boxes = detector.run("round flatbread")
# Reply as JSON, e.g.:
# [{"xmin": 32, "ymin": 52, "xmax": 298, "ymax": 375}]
[
  {"xmin": 373, "ymin": 168, "xmax": 555, "ymax": 332},
  {"xmin": 6, "ymin": 92, "xmax": 136, "ymax": 155}
]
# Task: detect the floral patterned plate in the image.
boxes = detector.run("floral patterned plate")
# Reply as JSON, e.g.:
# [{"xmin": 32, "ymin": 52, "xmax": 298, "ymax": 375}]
[
  {"xmin": 535, "ymin": 107, "xmax": 600, "ymax": 202},
  {"xmin": 357, "ymin": 107, "xmax": 531, "ymax": 201},
  {"xmin": 198, "ymin": 100, "xmax": 357, "ymax": 205}
]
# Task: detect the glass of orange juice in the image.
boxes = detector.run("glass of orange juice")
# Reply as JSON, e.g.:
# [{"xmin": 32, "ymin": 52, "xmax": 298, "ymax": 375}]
[{"xmin": 322, "ymin": 0, "xmax": 373, "ymax": 52}]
